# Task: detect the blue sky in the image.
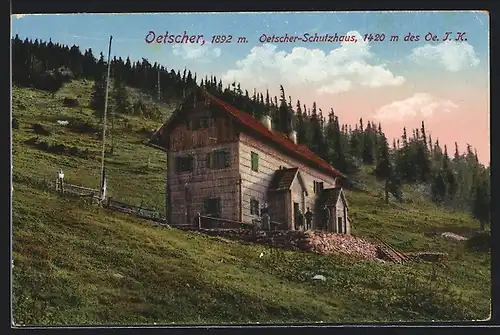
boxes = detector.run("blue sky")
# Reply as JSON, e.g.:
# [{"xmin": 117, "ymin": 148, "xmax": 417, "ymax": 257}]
[
  {"xmin": 11, "ymin": 12, "xmax": 489, "ymax": 76},
  {"xmin": 11, "ymin": 11, "xmax": 490, "ymax": 163}
]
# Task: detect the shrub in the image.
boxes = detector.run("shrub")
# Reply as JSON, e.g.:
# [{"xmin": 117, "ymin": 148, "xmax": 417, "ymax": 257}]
[
  {"xmin": 68, "ymin": 121, "xmax": 99, "ymax": 134},
  {"xmin": 62, "ymin": 97, "xmax": 79, "ymax": 107},
  {"xmin": 47, "ymin": 143, "xmax": 66, "ymax": 155},
  {"xmin": 68, "ymin": 146, "xmax": 79, "ymax": 156},
  {"xmin": 23, "ymin": 137, "xmax": 38, "ymax": 145},
  {"xmin": 37, "ymin": 141, "xmax": 49, "ymax": 152},
  {"xmin": 32, "ymin": 123, "xmax": 51, "ymax": 136},
  {"xmin": 466, "ymin": 231, "xmax": 491, "ymax": 252}
]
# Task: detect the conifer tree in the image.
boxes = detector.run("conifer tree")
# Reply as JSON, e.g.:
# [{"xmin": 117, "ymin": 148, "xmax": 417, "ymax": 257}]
[
  {"xmin": 431, "ymin": 169, "xmax": 447, "ymax": 204},
  {"xmin": 113, "ymin": 75, "xmax": 130, "ymax": 114},
  {"xmin": 362, "ymin": 122, "xmax": 375, "ymax": 164},
  {"xmin": 296, "ymin": 100, "xmax": 307, "ymax": 144},
  {"xmin": 90, "ymin": 73, "xmax": 107, "ymax": 119},
  {"xmin": 442, "ymin": 145, "xmax": 457, "ymax": 200},
  {"xmin": 421, "ymin": 121, "xmax": 428, "ymax": 151},
  {"xmin": 278, "ymin": 85, "xmax": 293, "ymax": 134},
  {"xmin": 375, "ymin": 132, "xmax": 400, "ymax": 203},
  {"xmin": 453, "ymin": 142, "xmax": 461, "ymax": 163},
  {"xmin": 333, "ymin": 115, "xmax": 347, "ymax": 172},
  {"xmin": 471, "ymin": 167, "xmax": 490, "ymax": 230},
  {"xmin": 325, "ymin": 110, "xmax": 337, "ymax": 164},
  {"xmin": 309, "ymin": 102, "xmax": 327, "ymax": 160}
]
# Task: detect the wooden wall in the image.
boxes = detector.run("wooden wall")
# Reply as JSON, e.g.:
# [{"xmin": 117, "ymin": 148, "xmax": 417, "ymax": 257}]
[
  {"xmin": 166, "ymin": 106, "xmax": 240, "ymax": 225},
  {"xmin": 168, "ymin": 107, "xmax": 238, "ymax": 152},
  {"xmin": 332, "ymin": 195, "xmax": 349, "ymax": 234},
  {"xmin": 267, "ymin": 191, "xmax": 288, "ymax": 228},
  {"xmin": 165, "ymin": 105, "xmax": 344, "ymax": 229},
  {"xmin": 167, "ymin": 143, "xmax": 240, "ymax": 226},
  {"xmin": 290, "ymin": 177, "xmax": 306, "ymax": 229},
  {"xmin": 238, "ymin": 133, "xmax": 338, "ymax": 227}
]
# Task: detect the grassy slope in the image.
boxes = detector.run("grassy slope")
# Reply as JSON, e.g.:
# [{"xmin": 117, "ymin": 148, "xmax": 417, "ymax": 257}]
[{"xmin": 12, "ymin": 81, "xmax": 491, "ymax": 325}]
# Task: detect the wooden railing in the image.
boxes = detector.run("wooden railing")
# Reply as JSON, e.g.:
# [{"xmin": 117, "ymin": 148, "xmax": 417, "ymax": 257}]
[
  {"xmin": 194, "ymin": 214, "xmax": 286, "ymax": 230},
  {"xmin": 366, "ymin": 234, "xmax": 410, "ymax": 264},
  {"xmin": 55, "ymin": 179, "xmax": 100, "ymax": 199},
  {"xmin": 106, "ymin": 197, "xmax": 166, "ymax": 224}
]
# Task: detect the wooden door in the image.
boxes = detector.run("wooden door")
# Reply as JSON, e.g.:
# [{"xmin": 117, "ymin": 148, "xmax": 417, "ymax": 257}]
[{"xmin": 337, "ymin": 217, "xmax": 343, "ymax": 234}]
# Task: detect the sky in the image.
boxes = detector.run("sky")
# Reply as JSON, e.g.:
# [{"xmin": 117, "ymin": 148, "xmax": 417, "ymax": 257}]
[{"xmin": 11, "ymin": 11, "xmax": 490, "ymax": 164}]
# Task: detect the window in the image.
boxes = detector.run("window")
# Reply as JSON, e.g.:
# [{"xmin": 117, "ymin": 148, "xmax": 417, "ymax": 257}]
[
  {"xmin": 200, "ymin": 117, "xmax": 213, "ymax": 128},
  {"xmin": 313, "ymin": 181, "xmax": 324, "ymax": 194},
  {"xmin": 191, "ymin": 115, "xmax": 214, "ymax": 130},
  {"xmin": 206, "ymin": 150, "xmax": 231, "ymax": 169},
  {"xmin": 251, "ymin": 152, "xmax": 259, "ymax": 172},
  {"xmin": 250, "ymin": 199, "xmax": 260, "ymax": 216},
  {"xmin": 204, "ymin": 197, "xmax": 222, "ymax": 217},
  {"xmin": 175, "ymin": 155, "xmax": 194, "ymax": 173}
]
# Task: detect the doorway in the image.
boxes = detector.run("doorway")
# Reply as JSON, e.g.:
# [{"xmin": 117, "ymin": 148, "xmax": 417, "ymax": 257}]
[
  {"xmin": 337, "ymin": 217, "xmax": 343, "ymax": 234},
  {"xmin": 293, "ymin": 202, "xmax": 300, "ymax": 229},
  {"xmin": 184, "ymin": 186, "xmax": 191, "ymax": 225}
]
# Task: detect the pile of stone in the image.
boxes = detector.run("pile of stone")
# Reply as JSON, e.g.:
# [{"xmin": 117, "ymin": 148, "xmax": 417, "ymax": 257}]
[
  {"xmin": 301, "ymin": 231, "xmax": 379, "ymax": 260},
  {"xmin": 195, "ymin": 228, "xmax": 380, "ymax": 260}
]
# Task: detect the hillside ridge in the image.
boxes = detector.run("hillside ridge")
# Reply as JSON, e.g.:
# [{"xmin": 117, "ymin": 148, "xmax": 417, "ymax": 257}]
[{"xmin": 11, "ymin": 80, "xmax": 491, "ymax": 325}]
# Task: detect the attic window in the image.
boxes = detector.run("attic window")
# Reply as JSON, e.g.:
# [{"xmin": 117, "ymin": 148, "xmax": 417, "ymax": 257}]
[
  {"xmin": 313, "ymin": 181, "xmax": 324, "ymax": 194},
  {"xmin": 192, "ymin": 115, "xmax": 214, "ymax": 130}
]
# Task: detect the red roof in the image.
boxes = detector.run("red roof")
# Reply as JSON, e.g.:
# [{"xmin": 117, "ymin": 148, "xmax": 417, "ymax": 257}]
[{"xmin": 204, "ymin": 92, "xmax": 345, "ymax": 179}]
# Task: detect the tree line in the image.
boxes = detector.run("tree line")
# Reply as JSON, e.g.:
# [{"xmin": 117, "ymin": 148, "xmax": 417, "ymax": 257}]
[{"xmin": 11, "ymin": 35, "xmax": 491, "ymax": 230}]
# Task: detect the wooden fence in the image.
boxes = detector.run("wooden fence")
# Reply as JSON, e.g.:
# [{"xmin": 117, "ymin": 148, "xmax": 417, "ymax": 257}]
[
  {"xmin": 363, "ymin": 233, "xmax": 411, "ymax": 264},
  {"xmin": 55, "ymin": 179, "xmax": 101, "ymax": 203},
  {"xmin": 194, "ymin": 214, "xmax": 286, "ymax": 231},
  {"xmin": 106, "ymin": 197, "xmax": 167, "ymax": 224}
]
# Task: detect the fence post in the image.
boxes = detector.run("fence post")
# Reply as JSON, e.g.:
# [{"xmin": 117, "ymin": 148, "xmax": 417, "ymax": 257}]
[{"xmin": 197, "ymin": 212, "xmax": 201, "ymax": 229}]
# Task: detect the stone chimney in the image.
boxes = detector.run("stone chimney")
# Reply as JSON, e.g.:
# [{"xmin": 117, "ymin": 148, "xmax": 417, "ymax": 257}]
[
  {"xmin": 288, "ymin": 130, "xmax": 298, "ymax": 144},
  {"xmin": 261, "ymin": 115, "xmax": 272, "ymax": 130}
]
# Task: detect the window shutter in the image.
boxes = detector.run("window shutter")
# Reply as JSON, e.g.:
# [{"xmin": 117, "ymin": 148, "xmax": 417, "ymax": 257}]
[
  {"xmin": 214, "ymin": 151, "xmax": 221, "ymax": 168},
  {"xmin": 206, "ymin": 152, "xmax": 212, "ymax": 169},
  {"xmin": 175, "ymin": 157, "xmax": 180, "ymax": 173},
  {"xmin": 313, "ymin": 181, "xmax": 316, "ymax": 193},
  {"xmin": 251, "ymin": 152, "xmax": 259, "ymax": 171},
  {"xmin": 190, "ymin": 156, "xmax": 195, "ymax": 171},
  {"xmin": 217, "ymin": 198, "xmax": 222, "ymax": 216},
  {"xmin": 211, "ymin": 152, "xmax": 216, "ymax": 168},
  {"xmin": 192, "ymin": 118, "xmax": 199, "ymax": 130},
  {"xmin": 224, "ymin": 151, "xmax": 231, "ymax": 168}
]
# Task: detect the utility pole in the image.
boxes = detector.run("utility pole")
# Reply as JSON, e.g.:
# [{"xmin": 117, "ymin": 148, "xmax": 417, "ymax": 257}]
[
  {"xmin": 99, "ymin": 35, "xmax": 113, "ymax": 200},
  {"xmin": 111, "ymin": 100, "xmax": 115, "ymax": 155},
  {"xmin": 157, "ymin": 69, "xmax": 161, "ymax": 100}
]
